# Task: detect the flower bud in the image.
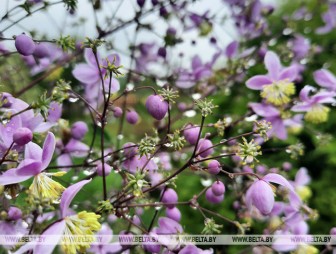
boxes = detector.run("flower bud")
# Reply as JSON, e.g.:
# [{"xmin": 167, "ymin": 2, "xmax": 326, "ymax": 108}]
[
  {"xmin": 162, "ymin": 188, "xmax": 178, "ymax": 208},
  {"xmin": 330, "ymin": 227, "xmax": 336, "ymax": 235},
  {"xmin": 96, "ymin": 163, "xmax": 112, "ymax": 176},
  {"xmin": 166, "ymin": 207, "xmax": 181, "ymax": 222},
  {"xmin": 13, "ymin": 127, "xmax": 33, "ymax": 145},
  {"xmin": 7, "ymin": 207, "xmax": 22, "ymax": 220},
  {"xmin": 145, "ymin": 95, "xmax": 168, "ymax": 120},
  {"xmin": 126, "ymin": 110, "xmax": 139, "ymax": 124},
  {"xmin": 211, "ymin": 181, "xmax": 225, "ymax": 196},
  {"xmin": 15, "ymin": 34, "xmax": 36, "ymax": 56},
  {"xmin": 71, "ymin": 121, "xmax": 88, "ymax": 140},
  {"xmin": 197, "ymin": 138, "xmax": 214, "ymax": 158},
  {"xmin": 207, "ymin": 160, "xmax": 220, "ymax": 174},
  {"xmin": 205, "ymin": 188, "xmax": 224, "ymax": 204},
  {"xmin": 183, "ymin": 124, "xmax": 200, "ymax": 145},
  {"xmin": 113, "ymin": 107, "xmax": 123, "ymax": 118},
  {"xmin": 33, "ymin": 43, "xmax": 49, "ymax": 58}
]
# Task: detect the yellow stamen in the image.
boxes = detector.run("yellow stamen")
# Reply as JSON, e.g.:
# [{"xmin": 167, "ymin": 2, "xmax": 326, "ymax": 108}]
[
  {"xmin": 261, "ymin": 80, "xmax": 295, "ymax": 106},
  {"xmin": 61, "ymin": 211, "xmax": 101, "ymax": 254},
  {"xmin": 29, "ymin": 173, "xmax": 65, "ymax": 203},
  {"xmin": 304, "ymin": 104, "xmax": 329, "ymax": 124}
]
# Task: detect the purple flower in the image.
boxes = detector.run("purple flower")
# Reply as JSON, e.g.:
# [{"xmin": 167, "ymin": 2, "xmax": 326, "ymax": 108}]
[
  {"xmin": 246, "ymin": 51, "xmax": 298, "ymax": 106},
  {"xmin": 249, "ymin": 102, "xmax": 302, "ymax": 140},
  {"xmin": 72, "ymin": 49, "xmax": 120, "ymax": 107},
  {"xmin": 15, "ymin": 179, "xmax": 101, "ymax": 254},
  {"xmin": 0, "ymin": 132, "xmax": 66, "ymax": 201},
  {"xmin": 245, "ymin": 173, "xmax": 296, "ymax": 215},
  {"xmin": 291, "ymin": 85, "xmax": 336, "ymax": 123}
]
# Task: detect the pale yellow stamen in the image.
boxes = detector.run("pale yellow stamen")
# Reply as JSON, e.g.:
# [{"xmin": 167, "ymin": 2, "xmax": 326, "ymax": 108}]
[
  {"xmin": 29, "ymin": 172, "xmax": 66, "ymax": 203},
  {"xmin": 261, "ymin": 80, "xmax": 295, "ymax": 106},
  {"xmin": 304, "ymin": 104, "xmax": 330, "ymax": 124},
  {"xmin": 61, "ymin": 211, "xmax": 101, "ymax": 254}
]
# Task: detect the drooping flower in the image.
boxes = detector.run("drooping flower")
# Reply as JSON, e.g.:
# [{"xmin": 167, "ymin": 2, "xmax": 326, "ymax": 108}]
[
  {"xmin": 246, "ymin": 51, "xmax": 298, "ymax": 106},
  {"xmin": 291, "ymin": 85, "xmax": 336, "ymax": 123},
  {"xmin": 15, "ymin": 179, "xmax": 101, "ymax": 254},
  {"xmin": 0, "ymin": 132, "xmax": 66, "ymax": 202},
  {"xmin": 245, "ymin": 173, "xmax": 297, "ymax": 215}
]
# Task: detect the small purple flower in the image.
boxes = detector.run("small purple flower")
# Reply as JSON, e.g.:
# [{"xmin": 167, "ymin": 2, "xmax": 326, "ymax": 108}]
[
  {"xmin": 245, "ymin": 173, "xmax": 296, "ymax": 215},
  {"xmin": 291, "ymin": 85, "xmax": 336, "ymax": 123},
  {"xmin": 0, "ymin": 132, "xmax": 65, "ymax": 201},
  {"xmin": 246, "ymin": 51, "xmax": 298, "ymax": 106}
]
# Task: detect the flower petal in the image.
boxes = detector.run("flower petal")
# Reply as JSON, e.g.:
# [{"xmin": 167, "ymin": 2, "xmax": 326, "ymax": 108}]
[
  {"xmin": 246, "ymin": 75, "xmax": 272, "ymax": 90},
  {"xmin": 16, "ymin": 159, "xmax": 42, "ymax": 176},
  {"xmin": 264, "ymin": 51, "xmax": 281, "ymax": 80},
  {"xmin": 41, "ymin": 132, "xmax": 56, "ymax": 169},
  {"xmin": 251, "ymin": 180, "xmax": 275, "ymax": 215},
  {"xmin": 25, "ymin": 142, "xmax": 43, "ymax": 161},
  {"xmin": 249, "ymin": 103, "xmax": 279, "ymax": 117},
  {"xmin": 34, "ymin": 220, "xmax": 66, "ymax": 254},
  {"xmin": 295, "ymin": 167, "xmax": 311, "ymax": 186},
  {"xmin": 72, "ymin": 63, "xmax": 99, "ymax": 84},
  {"xmin": 263, "ymin": 173, "xmax": 294, "ymax": 191},
  {"xmin": 279, "ymin": 66, "xmax": 298, "ymax": 82},
  {"xmin": 60, "ymin": 179, "xmax": 91, "ymax": 218},
  {"xmin": 313, "ymin": 69, "xmax": 336, "ymax": 89},
  {"xmin": 84, "ymin": 48, "xmax": 99, "ymax": 67},
  {"xmin": 0, "ymin": 165, "xmax": 37, "ymax": 185},
  {"xmin": 225, "ymin": 41, "xmax": 239, "ymax": 58}
]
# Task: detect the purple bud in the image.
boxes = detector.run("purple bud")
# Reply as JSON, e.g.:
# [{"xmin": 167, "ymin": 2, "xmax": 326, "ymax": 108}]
[
  {"xmin": 13, "ymin": 127, "xmax": 33, "ymax": 146},
  {"xmin": 282, "ymin": 162, "xmax": 292, "ymax": 171},
  {"xmin": 211, "ymin": 181, "xmax": 225, "ymax": 196},
  {"xmin": 159, "ymin": 6, "xmax": 168, "ymax": 17},
  {"xmin": 143, "ymin": 233, "xmax": 161, "ymax": 253},
  {"xmin": 71, "ymin": 121, "xmax": 88, "ymax": 140},
  {"xmin": 183, "ymin": 124, "xmax": 200, "ymax": 145},
  {"xmin": 15, "ymin": 34, "xmax": 36, "ymax": 56},
  {"xmin": 330, "ymin": 227, "xmax": 336, "ymax": 235},
  {"xmin": 166, "ymin": 27, "xmax": 177, "ymax": 36},
  {"xmin": 33, "ymin": 43, "xmax": 49, "ymax": 58},
  {"xmin": 166, "ymin": 207, "xmax": 181, "ymax": 222},
  {"xmin": 151, "ymin": 0, "xmax": 159, "ymax": 6},
  {"xmin": 145, "ymin": 95, "xmax": 168, "ymax": 120},
  {"xmin": 207, "ymin": 160, "xmax": 220, "ymax": 174},
  {"xmin": 133, "ymin": 215, "xmax": 141, "ymax": 225},
  {"xmin": 96, "ymin": 162, "xmax": 112, "ymax": 176},
  {"xmin": 162, "ymin": 188, "xmax": 178, "ymax": 208},
  {"xmin": 177, "ymin": 102, "xmax": 187, "ymax": 112},
  {"xmin": 126, "ymin": 110, "xmax": 139, "ymax": 124},
  {"xmin": 247, "ymin": 180, "xmax": 274, "ymax": 215},
  {"xmin": 113, "ymin": 107, "xmax": 123, "ymax": 118},
  {"xmin": 197, "ymin": 138, "xmax": 214, "ymax": 158},
  {"xmin": 205, "ymin": 188, "xmax": 224, "ymax": 204},
  {"xmin": 7, "ymin": 207, "xmax": 22, "ymax": 220},
  {"xmin": 137, "ymin": 0, "xmax": 145, "ymax": 8},
  {"xmin": 157, "ymin": 47, "xmax": 167, "ymax": 58},
  {"xmin": 123, "ymin": 142, "xmax": 138, "ymax": 158}
]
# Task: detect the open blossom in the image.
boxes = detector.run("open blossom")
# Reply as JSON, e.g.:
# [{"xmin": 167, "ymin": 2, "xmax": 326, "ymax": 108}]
[
  {"xmin": 15, "ymin": 179, "xmax": 101, "ymax": 254},
  {"xmin": 0, "ymin": 132, "xmax": 65, "ymax": 201},
  {"xmin": 245, "ymin": 173, "xmax": 297, "ymax": 215},
  {"xmin": 246, "ymin": 51, "xmax": 298, "ymax": 106},
  {"xmin": 291, "ymin": 85, "xmax": 336, "ymax": 123},
  {"xmin": 72, "ymin": 49, "xmax": 120, "ymax": 107},
  {"xmin": 249, "ymin": 102, "xmax": 302, "ymax": 140}
]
